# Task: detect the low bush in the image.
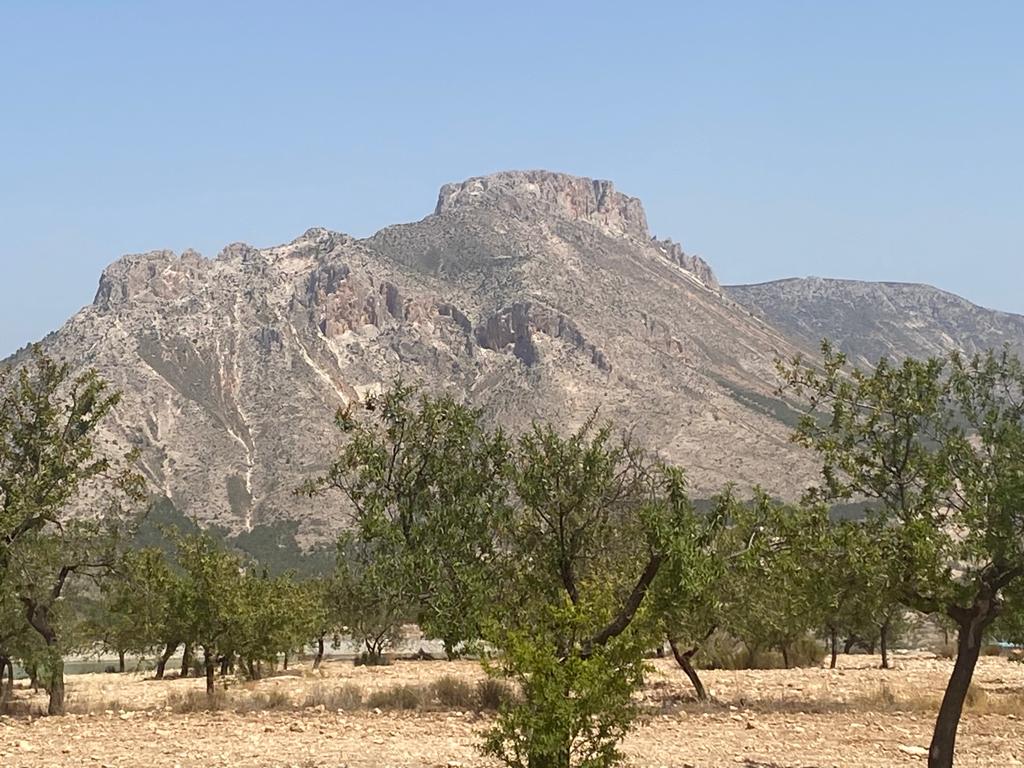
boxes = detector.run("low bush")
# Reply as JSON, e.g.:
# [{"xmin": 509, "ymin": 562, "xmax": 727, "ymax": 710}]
[
  {"xmin": 302, "ymin": 683, "xmax": 364, "ymax": 711},
  {"xmin": 353, "ymin": 652, "xmax": 391, "ymax": 668},
  {"xmin": 475, "ymin": 678, "xmax": 515, "ymax": 711},
  {"xmin": 366, "ymin": 684, "xmax": 423, "ymax": 710},
  {"xmin": 166, "ymin": 689, "xmax": 228, "ymax": 713},
  {"xmin": 431, "ymin": 675, "xmax": 476, "ymax": 709}
]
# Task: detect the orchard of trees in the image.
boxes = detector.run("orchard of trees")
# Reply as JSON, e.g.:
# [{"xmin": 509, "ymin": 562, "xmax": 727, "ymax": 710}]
[{"xmin": 1, "ymin": 346, "xmax": 1023, "ymax": 768}]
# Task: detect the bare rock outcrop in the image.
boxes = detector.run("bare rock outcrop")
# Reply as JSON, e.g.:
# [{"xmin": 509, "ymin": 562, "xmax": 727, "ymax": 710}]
[
  {"xmin": 19, "ymin": 170, "xmax": 829, "ymax": 541},
  {"xmin": 436, "ymin": 170, "xmax": 650, "ymax": 241}
]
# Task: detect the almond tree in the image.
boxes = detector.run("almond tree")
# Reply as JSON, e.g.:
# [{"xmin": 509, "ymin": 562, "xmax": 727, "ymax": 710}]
[
  {"xmin": 483, "ymin": 420, "xmax": 693, "ymax": 768},
  {"xmin": 173, "ymin": 532, "xmax": 247, "ymax": 695},
  {"xmin": 301, "ymin": 383, "xmax": 512, "ymax": 659},
  {"xmin": 0, "ymin": 351, "xmax": 143, "ymax": 714},
  {"xmin": 783, "ymin": 344, "xmax": 1024, "ymax": 768}
]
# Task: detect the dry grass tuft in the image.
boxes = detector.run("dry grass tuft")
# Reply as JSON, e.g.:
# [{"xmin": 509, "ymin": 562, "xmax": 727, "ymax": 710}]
[
  {"xmin": 475, "ymin": 678, "xmax": 515, "ymax": 711},
  {"xmin": 166, "ymin": 689, "xmax": 229, "ymax": 713},
  {"xmin": 430, "ymin": 675, "xmax": 477, "ymax": 709},
  {"xmin": 366, "ymin": 684, "xmax": 424, "ymax": 711},
  {"xmin": 64, "ymin": 697, "xmax": 128, "ymax": 716},
  {"xmin": 302, "ymin": 683, "xmax": 364, "ymax": 711}
]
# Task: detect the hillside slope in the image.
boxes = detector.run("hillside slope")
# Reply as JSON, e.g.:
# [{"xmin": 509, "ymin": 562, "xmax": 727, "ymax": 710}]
[{"xmin": 17, "ymin": 172, "xmax": 824, "ymax": 539}]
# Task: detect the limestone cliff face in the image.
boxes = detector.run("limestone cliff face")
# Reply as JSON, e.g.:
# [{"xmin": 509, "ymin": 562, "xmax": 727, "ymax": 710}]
[
  {"xmin": 435, "ymin": 171, "xmax": 650, "ymax": 242},
  {"xmin": 24, "ymin": 171, "xmax": 816, "ymax": 542}
]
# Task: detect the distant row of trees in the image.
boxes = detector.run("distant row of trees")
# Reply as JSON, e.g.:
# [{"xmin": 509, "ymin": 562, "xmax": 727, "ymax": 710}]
[{"xmin": 2, "ymin": 346, "xmax": 1023, "ymax": 768}]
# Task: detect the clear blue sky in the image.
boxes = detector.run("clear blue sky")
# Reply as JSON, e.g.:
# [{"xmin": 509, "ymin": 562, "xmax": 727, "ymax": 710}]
[{"xmin": 2, "ymin": 1, "xmax": 1022, "ymax": 357}]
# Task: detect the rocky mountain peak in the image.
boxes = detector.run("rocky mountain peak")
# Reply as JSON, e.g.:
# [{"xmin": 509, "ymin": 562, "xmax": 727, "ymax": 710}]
[
  {"xmin": 434, "ymin": 170, "xmax": 650, "ymax": 241},
  {"xmin": 94, "ymin": 249, "xmax": 209, "ymax": 309}
]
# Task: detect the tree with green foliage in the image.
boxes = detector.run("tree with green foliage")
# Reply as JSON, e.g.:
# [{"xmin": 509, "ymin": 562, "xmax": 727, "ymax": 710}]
[
  {"xmin": 783, "ymin": 343, "xmax": 1024, "ymax": 768},
  {"xmin": 482, "ymin": 419, "xmax": 692, "ymax": 768},
  {"xmin": 173, "ymin": 532, "xmax": 248, "ymax": 694},
  {"xmin": 0, "ymin": 351, "xmax": 143, "ymax": 714},
  {"xmin": 307, "ymin": 385, "xmax": 698, "ymax": 766},
  {"xmin": 81, "ymin": 547, "xmax": 179, "ymax": 673},
  {"xmin": 713, "ymin": 492, "xmax": 829, "ymax": 670},
  {"xmin": 330, "ymin": 531, "xmax": 413, "ymax": 664},
  {"xmin": 814, "ymin": 516, "xmax": 906, "ymax": 669},
  {"xmin": 303, "ymin": 576, "xmax": 341, "ymax": 670},
  {"xmin": 302, "ymin": 383, "xmax": 512, "ymax": 659},
  {"xmin": 651, "ymin": 488, "xmax": 766, "ymax": 699}
]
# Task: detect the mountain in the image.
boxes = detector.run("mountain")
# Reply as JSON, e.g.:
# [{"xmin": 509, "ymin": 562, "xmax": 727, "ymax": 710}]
[
  {"xmin": 726, "ymin": 277, "xmax": 1024, "ymax": 368},
  {"xmin": 14, "ymin": 171, "xmax": 820, "ymax": 542}
]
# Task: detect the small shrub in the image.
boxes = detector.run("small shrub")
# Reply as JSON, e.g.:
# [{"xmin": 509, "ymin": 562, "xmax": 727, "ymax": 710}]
[
  {"xmin": 354, "ymin": 652, "xmax": 391, "ymax": 667},
  {"xmin": 931, "ymin": 641, "xmax": 957, "ymax": 659},
  {"xmin": 366, "ymin": 684, "xmax": 424, "ymax": 710},
  {"xmin": 431, "ymin": 675, "xmax": 476, "ymax": 709},
  {"xmin": 693, "ymin": 631, "xmax": 747, "ymax": 670},
  {"xmin": 303, "ymin": 683, "xmax": 363, "ymax": 711},
  {"xmin": 693, "ymin": 633, "xmax": 825, "ymax": 670},
  {"xmin": 981, "ymin": 644, "xmax": 1004, "ymax": 657},
  {"xmin": 244, "ymin": 688, "xmax": 293, "ymax": 711},
  {"xmin": 786, "ymin": 636, "xmax": 827, "ymax": 668},
  {"xmin": 167, "ymin": 690, "xmax": 228, "ymax": 713},
  {"xmin": 475, "ymin": 678, "xmax": 514, "ymax": 711},
  {"xmin": 964, "ymin": 682, "xmax": 988, "ymax": 710}
]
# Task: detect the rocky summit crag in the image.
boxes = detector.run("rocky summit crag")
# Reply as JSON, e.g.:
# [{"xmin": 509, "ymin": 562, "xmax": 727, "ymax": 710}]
[
  {"xmin": 16, "ymin": 171, "xmax": 816, "ymax": 540},
  {"xmin": 15, "ymin": 171, "xmax": 1024, "ymax": 542}
]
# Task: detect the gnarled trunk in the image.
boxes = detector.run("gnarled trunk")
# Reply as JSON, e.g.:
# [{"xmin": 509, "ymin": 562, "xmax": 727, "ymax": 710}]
[
  {"xmin": 829, "ymin": 626, "xmax": 839, "ymax": 669},
  {"xmin": 668, "ymin": 637, "xmax": 707, "ymax": 701},
  {"xmin": 155, "ymin": 642, "xmax": 177, "ymax": 680},
  {"xmin": 203, "ymin": 647, "xmax": 216, "ymax": 696},
  {"xmin": 21, "ymin": 599, "xmax": 65, "ymax": 715},
  {"xmin": 879, "ymin": 619, "xmax": 891, "ymax": 670},
  {"xmin": 47, "ymin": 657, "xmax": 65, "ymax": 715},
  {"xmin": 313, "ymin": 636, "xmax": 325, "ymax": 670},
  {"xmin": 180, "ymin": 643, "xmax": 193, "ymax": 678},
  {"xmin": 928, "ymin": 604, "xmax": 996, "ymax": 768},
  {"xmin": 0, "ymin": 656, "xmax": 12, "ymax": 706}
]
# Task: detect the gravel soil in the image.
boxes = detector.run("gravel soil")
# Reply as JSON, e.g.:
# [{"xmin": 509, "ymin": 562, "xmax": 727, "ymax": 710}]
[{"xmin": 1, "ymin": 653, "xmax": 1022, "ymax": 767}]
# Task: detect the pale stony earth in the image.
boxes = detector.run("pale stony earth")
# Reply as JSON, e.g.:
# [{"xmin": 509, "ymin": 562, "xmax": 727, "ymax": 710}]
[{"xmin": 2, "ymin": 653, "xmax": 1022, "ymax": 767}]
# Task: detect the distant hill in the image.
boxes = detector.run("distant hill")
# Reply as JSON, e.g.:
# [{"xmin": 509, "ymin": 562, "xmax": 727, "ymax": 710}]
[{"xmin": 726, "ymin": 277, "xmax": 1024, "ymax": 368}]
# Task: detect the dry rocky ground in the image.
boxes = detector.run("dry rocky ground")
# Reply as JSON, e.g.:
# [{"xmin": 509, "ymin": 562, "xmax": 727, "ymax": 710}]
[{"xmin": 1, "ymin": 653, "xmax": 1022, "ymax": 768}]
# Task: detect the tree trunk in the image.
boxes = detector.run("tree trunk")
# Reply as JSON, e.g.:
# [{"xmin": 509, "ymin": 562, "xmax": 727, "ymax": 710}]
[
  {"xmin": 180, "ymin": 643, "xmax": 193, "ymax": 678},
  {"xmin": 880, "ymin": 620, "xmax": 890, "ymax": 670},
  {"xmin": 668, "ymin": 637, "xmax": 707, "ymax": 701},
  {"xmin": 203, "ymin": 648, "xmax": 216, "ymax": 696},
  {"xmin": 313, "ymin": 636, "xmax": 325, "ymax": 670},
  {"xmin": 47, "ymin": 655, "xmax": 65, "ymax": 715},
  {"xmin": 843, "ymin": 635, "xmax": 857, "ymax": 654},
  {"xmin": 829, "ymin": 626, "xmax": 839, "ymax": 669},
  {"xmin": 928, "ymin": 610, "xmax": 992, "ymax": 768},
  {"xmin": 155, "ymin": 642, "xmax": 177, "ymax": 680},
  {"xmin": 0, "ymin": 656, "xmax": 11, "ymax": 706},
  {"xmin": 22, "ymin": 601, "xmax": 65, "ymax": 715},
  {"xmin": 283, "ymin": 651, "xmax": 289, "ymax": 671},
  {"xmin": 118, "ymin": 650, "xmax": 126, "ymax": 673},
  {"xmin": 781, "ymin": 644, "xmax": 791, "ymax": 670}
]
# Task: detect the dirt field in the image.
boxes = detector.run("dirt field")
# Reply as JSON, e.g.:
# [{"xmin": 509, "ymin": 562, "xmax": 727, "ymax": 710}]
[{"xmin": 2, "ymin": 652, "xmax": 1022, "ymax": 767}]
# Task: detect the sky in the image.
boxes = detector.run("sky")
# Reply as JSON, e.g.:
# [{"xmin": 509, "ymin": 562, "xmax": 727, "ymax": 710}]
[{"xmin": 1, "ymin": 1, "xmax": 1022, "ymax": 357}]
